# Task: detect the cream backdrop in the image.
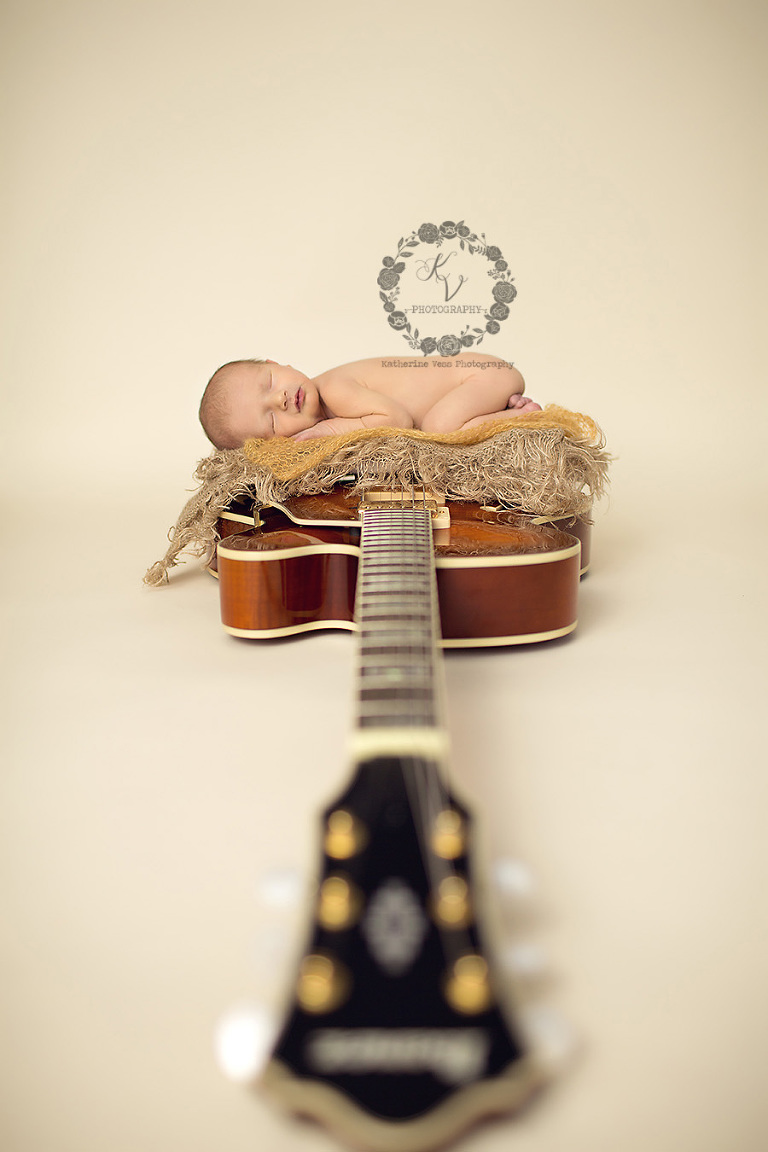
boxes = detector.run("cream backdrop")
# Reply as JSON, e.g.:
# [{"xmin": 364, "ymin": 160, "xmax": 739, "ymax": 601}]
[{"xmin": 2, "ymin": 2, "xmax": 766, "ymax": 1151}]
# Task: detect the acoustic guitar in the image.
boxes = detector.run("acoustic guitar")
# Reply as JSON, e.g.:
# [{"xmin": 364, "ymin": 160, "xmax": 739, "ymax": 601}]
[{"xmin": 211, "ymin": 485, "xmax": 586, "ymax": 1151}]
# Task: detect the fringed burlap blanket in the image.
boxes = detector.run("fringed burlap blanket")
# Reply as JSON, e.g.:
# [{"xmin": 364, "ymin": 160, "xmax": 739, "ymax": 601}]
[{"xmin": 144, "ymin": 406, "xmax": 609, "ymax": 586}]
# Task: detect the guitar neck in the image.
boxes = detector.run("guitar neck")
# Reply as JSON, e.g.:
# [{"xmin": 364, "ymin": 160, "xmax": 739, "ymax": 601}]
[
  {"xmin": 259, "ymin": 489, "xmax": 546, "ymax": 1151},
  {"xmin": 351, "ymin": 504, "xmax": 449, "ymax": 764}
]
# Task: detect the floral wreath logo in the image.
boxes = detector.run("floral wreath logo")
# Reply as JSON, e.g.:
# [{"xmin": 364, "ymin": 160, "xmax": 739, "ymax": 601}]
[{"xmin": 376, "ymin": 220, "xmax": 517, "ymax": 356}]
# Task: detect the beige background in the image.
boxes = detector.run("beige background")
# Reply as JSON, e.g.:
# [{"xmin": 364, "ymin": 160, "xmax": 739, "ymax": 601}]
[{"xmin": 2, "ymin": 2, "xmax": 766, "ymax": 1150}]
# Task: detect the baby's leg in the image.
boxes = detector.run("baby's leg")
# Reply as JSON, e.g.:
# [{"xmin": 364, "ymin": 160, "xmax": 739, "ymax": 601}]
[{"xmin": 506, "ymin": 394, "xmax": 542, "ymax": 413}]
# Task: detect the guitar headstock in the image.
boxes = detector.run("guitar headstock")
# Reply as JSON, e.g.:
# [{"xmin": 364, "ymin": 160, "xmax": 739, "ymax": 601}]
[{"xmin": 263, "ymin": 755, "xmax": 546, "ymax": 1150}]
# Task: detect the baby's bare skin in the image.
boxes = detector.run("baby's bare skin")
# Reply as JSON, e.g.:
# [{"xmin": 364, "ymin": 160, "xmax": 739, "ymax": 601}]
[
  {"xmin": 201, "ymin": 354, "xmax": 541, "ymax": 448},
  {"xmin": 308, "ymin": 354, "xmax": 540, "ymax": 439}
]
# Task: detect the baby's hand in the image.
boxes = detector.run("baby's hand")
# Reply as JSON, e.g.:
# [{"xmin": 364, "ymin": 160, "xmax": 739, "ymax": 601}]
[
  {"xmin": 291, "ymin": 424, "xmax": 331, "ymax": 442},
  {"xmin": 292, "ymin": 418, "xmax": 356, "ymax": 441}
]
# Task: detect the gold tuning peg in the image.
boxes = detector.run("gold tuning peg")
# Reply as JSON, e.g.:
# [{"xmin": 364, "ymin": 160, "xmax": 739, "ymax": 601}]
[
  {"xmin": 432, "ymin": 875, "xmax": 472, "ymax": 929},
  {"xmin": 296, "ymin": 953, "xmax": 350, "ymax": 1015},
  {"xmin": 324, "ymin": 809, "xmax": 367, "ymax": 860},
  {"xmin": 431, "ymin": 809, "xmax": 466, "ymax": 860},
  {"xmin": 444, "ymin": 954, "xmax": 493, "ymax": 1015},
  {"xmin": 317, "ymin": 874, "xmax": 362, "ymax": 931}
]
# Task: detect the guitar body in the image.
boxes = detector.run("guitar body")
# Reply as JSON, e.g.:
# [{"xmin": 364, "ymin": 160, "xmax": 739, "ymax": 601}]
[{"xmin": 214, "ymin": 489, "xmax": 585, "ymax": 647}]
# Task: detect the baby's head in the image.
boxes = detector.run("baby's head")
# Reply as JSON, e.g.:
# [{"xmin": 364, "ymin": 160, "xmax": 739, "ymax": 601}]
[{"xmin": 199, "ymin": 358, "xmax": 323, "ymax": 448}]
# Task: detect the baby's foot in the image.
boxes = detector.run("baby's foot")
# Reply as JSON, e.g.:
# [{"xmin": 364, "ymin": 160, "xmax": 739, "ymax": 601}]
[{"xmin": 507, "ymin": 395, "xmax": 542, "ymax": 413}]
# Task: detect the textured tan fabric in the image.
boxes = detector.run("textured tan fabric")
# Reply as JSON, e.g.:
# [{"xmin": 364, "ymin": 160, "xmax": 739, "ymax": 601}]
[
  {"xmin": 241, "ymin": 406, "xmax": 600, "ymax": 478},
  {"xmin": 144, "ymin": 406, "xmax": 609, "ymax": 586}
]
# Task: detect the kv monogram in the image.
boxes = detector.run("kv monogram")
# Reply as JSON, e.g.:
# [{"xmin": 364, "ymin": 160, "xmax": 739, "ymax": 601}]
[{"xmin": 376, "ymin": 219, "xmax": 518, "ymax": 357}]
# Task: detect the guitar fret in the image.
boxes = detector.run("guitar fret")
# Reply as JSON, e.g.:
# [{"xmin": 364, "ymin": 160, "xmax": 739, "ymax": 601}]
[
  {"xmin": 360, "ymin": 596, "xmax": 429, "ymax": 604},
  {"xmin": 359, "ymin": 580, "xmax": 427, "ymax": 588},
  {"xmin": 360, "ymin": 675, "xmax": 433, "ymax": 688},
  {"xmin": 356, "ymin": 695, "xmax": 435, "ymax": 714},
  {"xmin": 360, "ymin": 621, "xmax": 432, "ymax": 633},
  {"xmin": 365, "ymin": 575, "xmax": 430, "ymax": 585},
  {"xmin": 360, "ymin": 572, "xmax": 428, "ymax": 580},
  {"xmin": 360, "ymin": 680, "xmax": 434, "ymax": 695},
  {"xmin": 360, "ymin": 648, "xmax": 433, "ymax": 661},
  {"xmin": 360, "ymin": 661, "xmax": 432, "ymax": 674},
  {"xmin": 361, "ymin": 657, "xmax": 432, "ymax": 670},
  {"xmin": 357, "ymin": 714, "xmax": 437, "ymax": 728},
  {"xmin": 360, "ymin": 684, "xmax": 434, "ymax": 699},
  {"xmin": 360, "ymin": 591, "xmax": 428, "ymax": 598},
  {"xmin": 360, "ymin": 645, "xmax": 431, "ymax": 657},
  {"xmin": 362, "ymin": 610, "xmax": 432, "ymax": 621},
  {"xmin": 360, "ymin": 579, "xmax": 427, "ymax": 586},
  {"xmin": 358, "ymin": 687, "xmax": 435, "ymax": 704},
  {"xmin": 360, "ymin": 564, "xmax": 428, "ymax": 572},
  {"xmin": 360, "ymin": 602, "xmax": 429, "ymax": 611},
  {"xmin": 359, "ymin": 593, "xmax": 432, "ymax": 605}
]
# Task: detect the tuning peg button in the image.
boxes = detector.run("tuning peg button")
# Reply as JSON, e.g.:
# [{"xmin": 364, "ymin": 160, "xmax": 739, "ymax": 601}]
[
  {"xmin": 214, "ymin": 1003, "xmax": 279, "ymax": 1083},
  {"xmin": 256, "ymin": 866, "xmax": 304, "ymax": 908},
  {"xmin": 491, "ymin": 857, "xmax": 535, "ymax": 899},
  {"xmin": 519, "ymin": 1005, "xmax": 578, "ymax": 1071},
  {"xmin": 499, "ymin": 941, "xmax": 548, "ymax": 977}
]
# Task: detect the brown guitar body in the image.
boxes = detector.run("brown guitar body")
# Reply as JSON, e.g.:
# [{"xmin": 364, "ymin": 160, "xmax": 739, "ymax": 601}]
[{"xmin": 214, "ymin": 491, "xmax": 586, "ymax": 647}]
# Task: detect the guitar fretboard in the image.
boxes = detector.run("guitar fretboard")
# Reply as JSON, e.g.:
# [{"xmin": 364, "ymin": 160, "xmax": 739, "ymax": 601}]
[{"xmin": 354, "ymin": 507, "xmax": 444, "ymax": 736}]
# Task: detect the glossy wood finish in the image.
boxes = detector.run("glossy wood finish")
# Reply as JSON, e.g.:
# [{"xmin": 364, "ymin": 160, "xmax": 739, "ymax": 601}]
[
  {"xmin": 216, "ymin": 494, "xmax": 582, "ymax": 645},
  {"xmin": 218, "ymin": 529, "xmax": 358, "ymax": 633},
  {"xmin": 436, "ymin": 556, "xmax": 579, "ymax": 644},
  {"xmin": 211, "ymin": 492, "xmax": 592, "ymax": 574},
  {"xmin": 552, "ymin": 514, "xmax": 591, "ymax": 572}
]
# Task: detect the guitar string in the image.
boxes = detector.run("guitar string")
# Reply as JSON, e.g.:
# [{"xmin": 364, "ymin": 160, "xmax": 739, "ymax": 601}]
[
  {"xmin": 397, "ymin": 489, "xmax": 471, "ymax": 968},
  {"xmin": 422, "ymin": 489, "xmax": 473, "ymax": 968},
  {"xmin": 414, "ymin": 490, "xmax": 472, "ymax": 969},
  {"xmin": 400, "ymin": 493, "xmax": 439, "ymax": 944},
  {"xmin": 359, "ymin": 496, "xmax": 473, "ymax": 967}
]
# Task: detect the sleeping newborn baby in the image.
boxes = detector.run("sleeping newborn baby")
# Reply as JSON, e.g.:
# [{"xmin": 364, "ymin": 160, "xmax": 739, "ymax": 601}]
[{"xmin": 199, "ymin": 354, "xmax": 542, "ymax": 449}]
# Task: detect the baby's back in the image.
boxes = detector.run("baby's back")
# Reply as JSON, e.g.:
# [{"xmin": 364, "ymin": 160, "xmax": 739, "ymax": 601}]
[{"xmin": 312, "ymin": 353, "xmax": 511, "ymax": 425}]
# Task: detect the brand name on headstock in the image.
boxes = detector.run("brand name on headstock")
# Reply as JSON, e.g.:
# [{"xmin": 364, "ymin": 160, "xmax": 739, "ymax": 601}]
[{"xmin": 306, "ymin": 1027, "xmax": 490, "ymax": 1085}]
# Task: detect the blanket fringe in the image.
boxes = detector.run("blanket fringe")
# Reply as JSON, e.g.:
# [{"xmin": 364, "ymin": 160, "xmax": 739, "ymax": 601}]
[{"xmin": 144, "ymin": 406, "xmax": 610, "ymax": 586}]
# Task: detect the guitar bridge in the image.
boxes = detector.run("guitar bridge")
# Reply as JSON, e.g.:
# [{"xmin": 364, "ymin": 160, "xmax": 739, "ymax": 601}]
[{"xmin": 359, "ymin": 488, "xmax": 451, "ymax": 531}]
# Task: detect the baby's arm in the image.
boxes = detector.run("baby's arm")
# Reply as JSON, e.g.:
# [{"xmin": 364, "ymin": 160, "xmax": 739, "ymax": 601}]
[
  {"xmin": 292, "ymin": 376, "xmax": 413, "ymax": 441},
  {"xmin": 293, "ymin": 415, "xmax": 401, "ymax": 441},
  {"xmin": 420, "ymin": 366, "xmax": 526, "ymax": 434}
]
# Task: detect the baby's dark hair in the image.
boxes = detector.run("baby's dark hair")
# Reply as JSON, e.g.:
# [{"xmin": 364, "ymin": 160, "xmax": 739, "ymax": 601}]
[{"xmin": 199, "ymin": 358, "xmax": 267, "ymax": 448}]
